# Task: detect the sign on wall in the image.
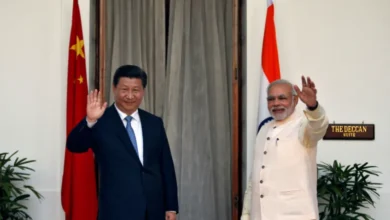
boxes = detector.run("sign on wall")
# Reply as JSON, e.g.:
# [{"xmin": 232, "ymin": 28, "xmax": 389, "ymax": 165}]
[{"xmin": 323, "ymin": 123, "xmax": 375, "ymax": 140}]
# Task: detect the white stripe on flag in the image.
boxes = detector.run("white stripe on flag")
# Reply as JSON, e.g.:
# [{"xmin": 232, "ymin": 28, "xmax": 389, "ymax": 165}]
[{"xmin": 257, "ymin": 70, "xmax": 270, "ymax": 126}]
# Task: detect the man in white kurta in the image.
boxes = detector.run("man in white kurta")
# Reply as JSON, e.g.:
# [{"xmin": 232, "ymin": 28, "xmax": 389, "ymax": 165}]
[{"xmin": 241, "ymin": 77, "xmax": 329, "ymax": 220}]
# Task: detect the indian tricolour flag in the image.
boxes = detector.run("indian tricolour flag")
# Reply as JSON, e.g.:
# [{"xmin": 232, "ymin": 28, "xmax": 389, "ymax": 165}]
[{"xmin": 257, "ymin": 0, "xmax": 281, "ymax": 133}]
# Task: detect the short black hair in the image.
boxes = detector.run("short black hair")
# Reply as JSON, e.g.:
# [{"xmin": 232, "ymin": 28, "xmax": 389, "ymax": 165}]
[{"xmin": 112, "ymin": 65, "xmax": 147, "ymax": 88}]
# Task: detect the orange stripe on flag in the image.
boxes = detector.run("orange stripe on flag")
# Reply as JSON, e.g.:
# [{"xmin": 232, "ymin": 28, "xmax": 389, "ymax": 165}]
[{"xmin": 262, "ymin": 3, "xmax": 280, "ymax": 83}]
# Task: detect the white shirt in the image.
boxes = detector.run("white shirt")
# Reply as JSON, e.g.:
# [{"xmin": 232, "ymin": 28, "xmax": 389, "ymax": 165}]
[
  {"xmin": 114, "ymin": 105, "xmax": 144, "ymax": 165},
  {"xmin": 86, "ymin": 105, "xmax": 144, "ymax": 165}
]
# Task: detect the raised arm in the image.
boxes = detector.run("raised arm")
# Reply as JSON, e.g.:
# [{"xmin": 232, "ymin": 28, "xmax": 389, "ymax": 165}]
[
  {"xmin": 66, "ymin": 119, "xmax": 95, "ymax": 152},
  {"xmin": 294, "ymin": 76, "xmax": 329, "ymax": 145},
  {"xmin": 67, "ymin": 89, "xmax": 107, "ymax": 153},
  {"xmin": 302, "ymin": 104, "xmax": 329, "ymax": 143}
]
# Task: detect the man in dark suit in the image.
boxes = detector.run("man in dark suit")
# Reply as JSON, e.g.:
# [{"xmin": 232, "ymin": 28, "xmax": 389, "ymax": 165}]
[{"xmin": 66, "ymin": 65, "xmax": 179, "ymax": 220}]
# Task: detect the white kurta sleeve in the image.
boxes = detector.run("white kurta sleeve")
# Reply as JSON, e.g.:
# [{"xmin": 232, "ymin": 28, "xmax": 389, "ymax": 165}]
[
  {"xmin": 302, "ymin": 103, "xmax": 329, "ymax": 145},
  {"xmin": 241, "ymin": 174, "xmax": 252, "ymax": 220}
]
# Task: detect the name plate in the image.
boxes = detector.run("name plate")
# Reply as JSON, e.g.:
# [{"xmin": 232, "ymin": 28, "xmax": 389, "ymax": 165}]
[{"xmin": 323, "ymin": 124, "xmax": 375, "ymax": 140}]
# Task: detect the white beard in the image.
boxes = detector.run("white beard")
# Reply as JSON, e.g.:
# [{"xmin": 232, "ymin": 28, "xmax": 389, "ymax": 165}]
[{"xmin": 270, "ymin": 102, "xmax": 295, "ymax": 121}]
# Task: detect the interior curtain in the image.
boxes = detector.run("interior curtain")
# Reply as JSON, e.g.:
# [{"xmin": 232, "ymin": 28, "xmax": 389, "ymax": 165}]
[
  {"xmin": 163, "ymin": 0, "xmax": 233, "ymax": 219},
  {"xmin": 105, "ymin": 0, "xmax": 166, "ymax": 116},
  {"xmin": 104, "ymin": 0, "xmax": 233, "ymax": 219}
]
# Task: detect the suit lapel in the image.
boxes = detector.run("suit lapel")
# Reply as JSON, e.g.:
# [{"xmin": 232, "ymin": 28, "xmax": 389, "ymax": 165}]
[
  {"xmin": 107, "ymin": 105, "xmax": 142, "ymax": 166},
  {"xmin": 138, "ymin": 109, "xmax": 152, "ymax": 166}
]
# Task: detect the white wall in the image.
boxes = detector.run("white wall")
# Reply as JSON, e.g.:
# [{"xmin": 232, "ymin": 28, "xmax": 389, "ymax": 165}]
[
  {"xmin": 244, "ymin": 0, "xmax": 390, "ymax": 218},
  {"xmin": 2, "ymin": 0, "xmax": 389, "ymax": 218},
  {"xmin": 0, "ymin": 0, "xmax": 90, "ymax": 219}
]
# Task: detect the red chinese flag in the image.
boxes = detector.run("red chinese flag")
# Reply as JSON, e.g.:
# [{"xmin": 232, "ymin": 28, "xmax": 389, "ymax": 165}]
[{"xmin": 61, "ymin": 0, "xmax": 98, "ymax": 219}]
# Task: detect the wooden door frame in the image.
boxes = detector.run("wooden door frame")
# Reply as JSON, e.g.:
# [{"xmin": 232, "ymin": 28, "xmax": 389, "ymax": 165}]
[
  {"xmin": 93, "ymin": 0, "xmax": 243, "ymax": 219},
  {"xmin": 232, "ymin": 0, "xmax": 243, "ymax": 218},
  {"xmin": 94, "ymin": 0, "xmax": 106, "ymax": 96}
]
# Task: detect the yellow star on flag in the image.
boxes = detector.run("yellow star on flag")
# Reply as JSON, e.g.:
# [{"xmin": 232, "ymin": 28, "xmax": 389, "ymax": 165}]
[
  {"xmin": 77, "ymin": 75, "xmax": 84, "ymax": 84},
  {"xmin": 70, "ymin": 36, "xmax": 85, "ymax": 58}
]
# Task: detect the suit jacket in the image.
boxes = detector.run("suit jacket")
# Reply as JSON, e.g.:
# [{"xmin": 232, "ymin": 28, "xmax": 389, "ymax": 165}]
[
  {"xmin": 241, "ymin": 105, "xmax": 328, "ymax": 220},
  {"xmin": 67, "ymin": 105, "xmax": 179, "ymax": 220}
]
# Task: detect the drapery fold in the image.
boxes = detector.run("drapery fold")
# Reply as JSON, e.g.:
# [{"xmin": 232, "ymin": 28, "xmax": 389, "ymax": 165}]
[{"xmin": 104, "ymin": 0, "xmax": 232, "ymax": 219}]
